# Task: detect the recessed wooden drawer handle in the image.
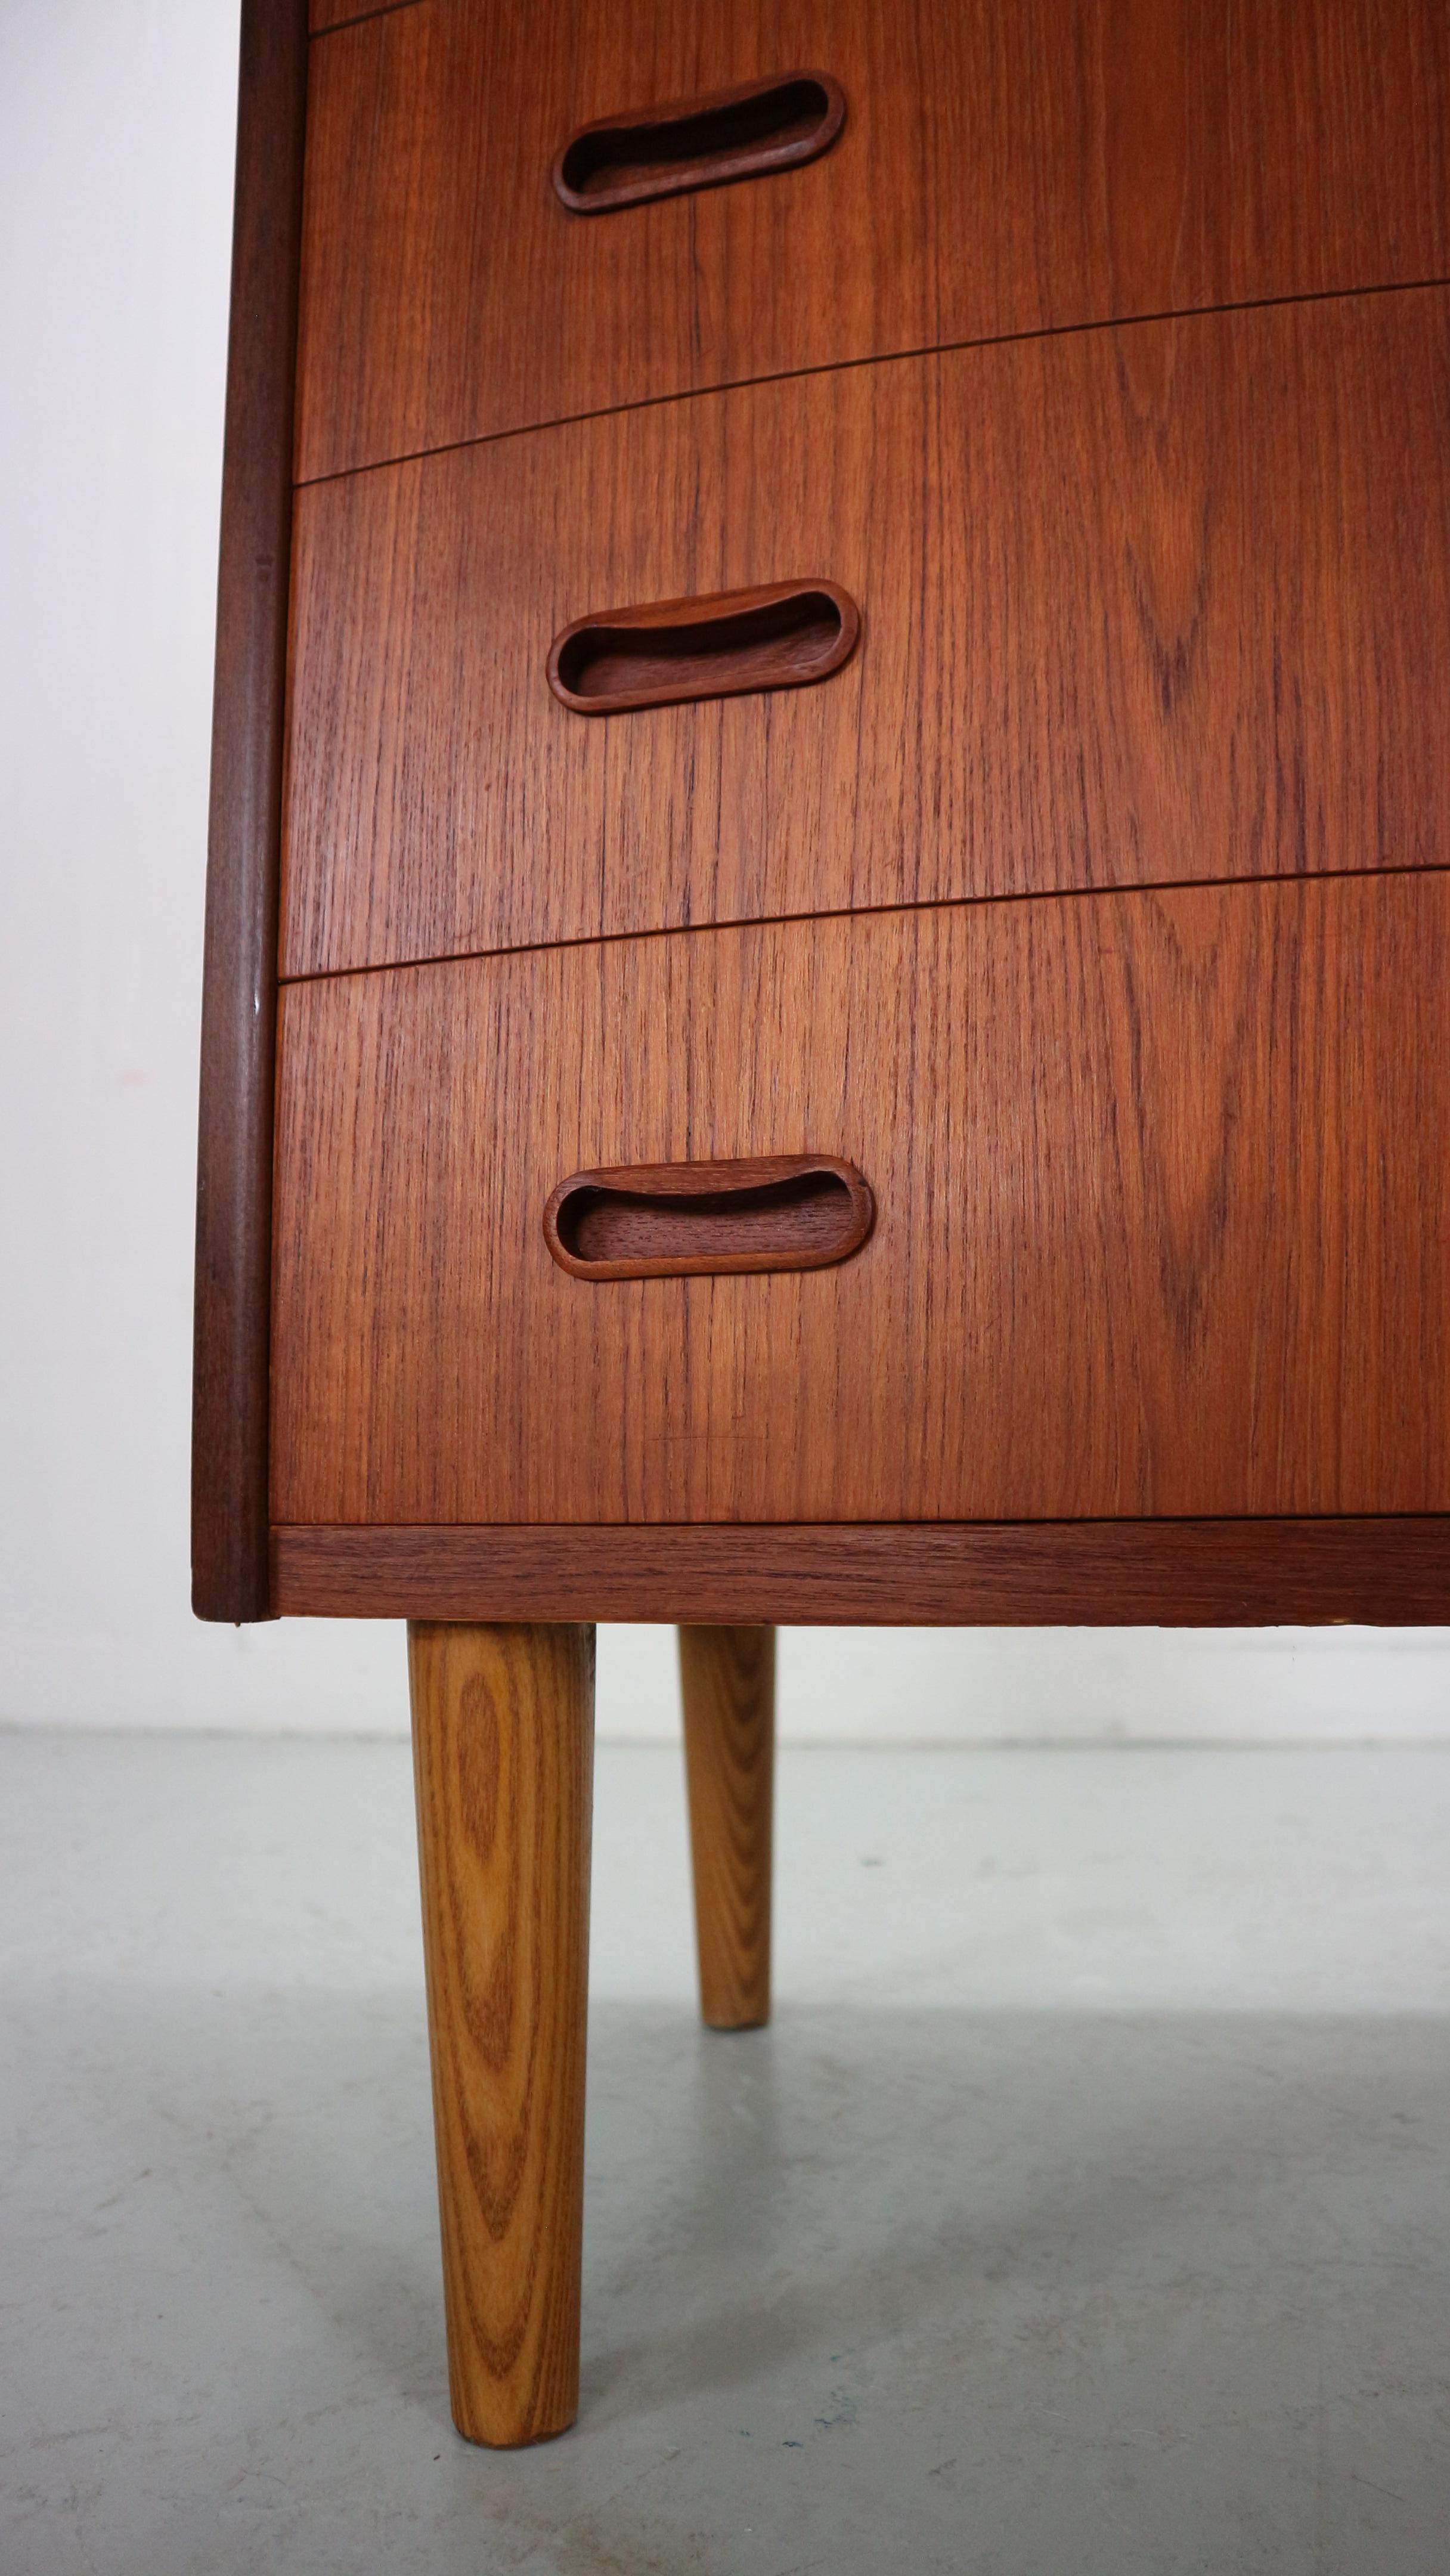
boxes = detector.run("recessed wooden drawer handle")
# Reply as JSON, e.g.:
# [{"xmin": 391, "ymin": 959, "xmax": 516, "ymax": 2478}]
[
  {"xmin": 544, "ymin": 1156, "xmax": 875, "ymax": 1281},
  {"xmin": 547, "ymin": 580, "xmax": 860, "ymax": 716},
  {"xmin": 552, "ymin": 72, "xmax": 846, "ymax": 215}
]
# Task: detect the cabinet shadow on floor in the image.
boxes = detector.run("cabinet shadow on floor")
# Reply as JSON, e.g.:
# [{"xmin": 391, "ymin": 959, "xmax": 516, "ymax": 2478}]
[{"xmin": 7, "ymin": 1977, "xmax": 1449, "ymax": 2573}]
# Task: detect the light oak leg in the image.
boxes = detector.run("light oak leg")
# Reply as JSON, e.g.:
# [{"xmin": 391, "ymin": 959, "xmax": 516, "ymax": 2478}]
[
  {"xmin": 678, "ymin": 1623, "xmax": 775, "ymax": 2030},
  {"xmin": 408, "ymin": 1620, "xmax": 594, "ymax": 2447}
]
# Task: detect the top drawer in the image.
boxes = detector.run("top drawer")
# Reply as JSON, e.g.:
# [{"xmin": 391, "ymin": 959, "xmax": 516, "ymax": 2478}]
[{"xmin": 297, "ymin": 0, "xmax": 1450, "ymax": 481}]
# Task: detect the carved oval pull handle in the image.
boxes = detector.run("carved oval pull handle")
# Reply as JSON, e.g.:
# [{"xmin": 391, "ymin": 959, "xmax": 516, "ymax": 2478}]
[
  {"xmin": 544, "ymin": 1156, "xmax": 875, "ymax": 1281},
  {"xmin": 546, "ymin": 580, "xmax": 860, "ymax": 716},
  {"xmin": 553, "ymin": 71, "xmax": 846, "ymax": 215}
]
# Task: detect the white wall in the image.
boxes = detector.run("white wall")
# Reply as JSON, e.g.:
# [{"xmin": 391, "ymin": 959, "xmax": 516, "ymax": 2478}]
[{"xmin": 1, "ymin": 0, "xmax": 1445, "ymax": 1745}]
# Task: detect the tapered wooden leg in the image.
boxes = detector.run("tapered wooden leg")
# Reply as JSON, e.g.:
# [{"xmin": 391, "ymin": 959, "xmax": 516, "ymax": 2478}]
[
  {"xmin": 678, "ymin": 1623, "xmax": 775, "ymax": 2030},
  {"xmin": 407, "ymin": 1620, "xmax": 594, "ymax": 2447}
]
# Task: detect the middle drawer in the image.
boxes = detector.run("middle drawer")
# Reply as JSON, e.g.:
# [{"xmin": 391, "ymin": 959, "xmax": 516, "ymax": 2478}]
[{"xmin": 282, "ymin": 287, "xmax": 1449, "ymax": 980}]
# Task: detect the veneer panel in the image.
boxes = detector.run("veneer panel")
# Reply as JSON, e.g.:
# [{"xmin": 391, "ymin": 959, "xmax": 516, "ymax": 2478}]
[
  {"xmin": 192, "ymin": 0, "xmax": 308, "ymax": 1621},
  {"xmin": 272, "ymin": 1519, "xmax": 1450, "ymax": 1626},
  {"xmin": 283, "ymin": 290, "xmax": 1450, "ymax": 979},
  {"xmin": 271, "ymin": 872, "xmax": 1450, "ymax": 1528},
  {"xmin": 296, "ymin": 0, "xmax": 1450, "ymax": 480}
]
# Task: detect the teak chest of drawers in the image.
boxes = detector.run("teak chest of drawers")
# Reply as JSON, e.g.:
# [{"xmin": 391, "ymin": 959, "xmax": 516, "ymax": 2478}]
[{"xmin": 194, "ymin": 0, "xmax": 1450, "ymax": 2445}]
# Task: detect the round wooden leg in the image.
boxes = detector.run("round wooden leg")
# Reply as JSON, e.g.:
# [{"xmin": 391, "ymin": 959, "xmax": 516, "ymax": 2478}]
[
  {"xmin": 678, "ymin": 1623, "xmax": 775, "ymax": 2030},
  {"xmin": 408, "ymin": 1620, "xmax": 594, "ymax": 2445}
]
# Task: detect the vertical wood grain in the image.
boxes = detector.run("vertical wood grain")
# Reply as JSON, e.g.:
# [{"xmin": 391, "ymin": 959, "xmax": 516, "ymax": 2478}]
[
  {"xmin": 678, "ymin": 1625, "xmax": 775, "ymax": 2029},
  {"xmin": 271, "ymin": 873, "xmax": 1450, "ymax": 1528},
  {"xmin": 295, "ymin": 0, "xmax": 1450, "ymax": 481},
  {"xmin": 281, "ymin": 290, "xmax": 1450, "ymax": 980},
  {"xmin": 192, "ymin": 0, "xmax": 308, "ymax": 1620},
  {"xmin": 408, "ymin": 1620, "xmax": 595, "ymax": 2447}
]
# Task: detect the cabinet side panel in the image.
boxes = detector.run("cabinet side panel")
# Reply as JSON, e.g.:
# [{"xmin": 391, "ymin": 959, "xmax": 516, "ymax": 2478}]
[{"xmin": 192, "ymin": 0, "xmax": 309, "ymax": 1621}]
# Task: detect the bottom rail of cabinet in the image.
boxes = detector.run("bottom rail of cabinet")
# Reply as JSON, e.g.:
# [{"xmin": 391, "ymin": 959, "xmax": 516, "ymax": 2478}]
[{"xmin": 269, "ymin": 1518, "xmax": 1450, "ymax": 1626}]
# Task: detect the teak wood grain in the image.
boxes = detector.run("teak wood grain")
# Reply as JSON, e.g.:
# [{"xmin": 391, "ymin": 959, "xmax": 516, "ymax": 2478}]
[
  {"xmin": 408, "ymin": 1619, "xmax": 594, "ymax": 2446},
  {"xmin": 295, "ymin": 0, "xmax": 1450, "ymax": 481},
  {"xmin": 191, "ymin": 0, "xmax": 308, "ymax": 1621},
  {"xmin": 281, "ymin": 290, "xmax": 1450, "ymax": 979},
  {"xmin": 275, "ymin": 1520, "xmax": 1450, "ymax": 1628},
  {"xmin": 269, "ymin": 872, "xmax": 1450, "ymax": 1530},
  {"xmin": 679, "ymin": 1626, "xmax": 774, "ymax": 2029}
]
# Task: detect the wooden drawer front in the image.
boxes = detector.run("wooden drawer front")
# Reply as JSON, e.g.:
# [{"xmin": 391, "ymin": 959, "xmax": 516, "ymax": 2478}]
[
  {"xmin": 296, "ymin": 0, "xmax": 1449, "ymax": 482},
  {"xmin": 271, "ymin": 872, "xmax": 1450, "ymax": 1528},
  {"xmin": 283, "ymin": 289, "xmax": 1450, "ymax": 980}
]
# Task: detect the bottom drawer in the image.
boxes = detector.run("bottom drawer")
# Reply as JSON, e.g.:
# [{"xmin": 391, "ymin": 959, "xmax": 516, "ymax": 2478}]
[{"xmin": 271, "ymin": 874, "xmax": 1450, "ymax": 1526}]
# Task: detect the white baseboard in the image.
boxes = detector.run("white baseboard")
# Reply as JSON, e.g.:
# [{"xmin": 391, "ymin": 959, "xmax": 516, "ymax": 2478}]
[{"xmin": 2, "ymin": 1618, "xmax": 1448, "ymax": 1743}]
